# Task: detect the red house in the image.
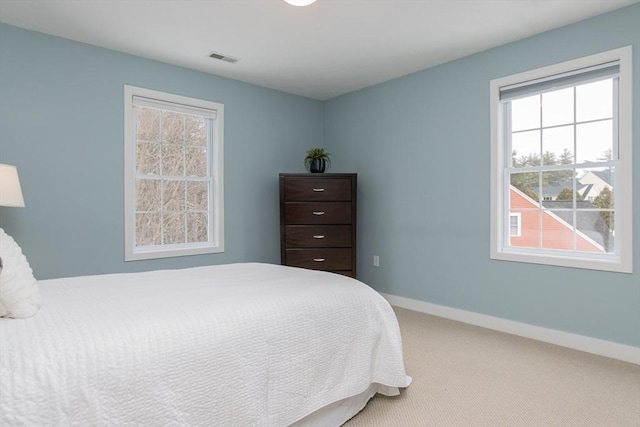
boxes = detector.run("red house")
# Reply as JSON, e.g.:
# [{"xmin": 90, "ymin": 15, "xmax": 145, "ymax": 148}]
[{"xmin": 509, "ymin": 186, "xmax": 605, "ymax": 253}]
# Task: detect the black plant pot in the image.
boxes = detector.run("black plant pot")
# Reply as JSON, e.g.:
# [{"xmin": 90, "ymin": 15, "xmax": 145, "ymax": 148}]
[{"xmin": 310, "ymin": 159, "xmax": 326, "ymax": 173}]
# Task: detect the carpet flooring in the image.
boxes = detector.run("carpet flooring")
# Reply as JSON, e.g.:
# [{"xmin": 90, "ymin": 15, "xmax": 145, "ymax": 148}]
[{"xmin": 344, "ymin": 307, "xmax": 640, "ymax": 427}]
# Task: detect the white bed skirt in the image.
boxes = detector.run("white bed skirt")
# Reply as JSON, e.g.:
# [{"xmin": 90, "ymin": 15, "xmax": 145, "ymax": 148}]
[{"xmin": 294, "ymin": 383, "xmax": 400, "ymax": 426}]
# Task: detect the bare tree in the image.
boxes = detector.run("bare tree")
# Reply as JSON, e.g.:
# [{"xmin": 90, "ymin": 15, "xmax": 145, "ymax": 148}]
[{"xmin": 135, "ymin": 107, "xmax": 210, "ymax": 246}]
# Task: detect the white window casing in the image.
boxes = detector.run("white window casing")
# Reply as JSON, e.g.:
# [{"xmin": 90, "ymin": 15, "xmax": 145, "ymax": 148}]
[
  {"xmin": 490, "ymin": 46, "xmax": 632, "ymax": 273},
  {"xmin": 124, "ymin": 85, "xmax": 224, "ymax": 261}
]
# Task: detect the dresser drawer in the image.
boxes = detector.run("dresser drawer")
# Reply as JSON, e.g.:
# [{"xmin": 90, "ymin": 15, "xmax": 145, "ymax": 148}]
[
  {"xmin": 284, "ymin": 202, "xmax": 352, "ymax": 224},
  {"xmin": 284, "ymin": 178, "xmax": 352, "ymax": 201},
  {"xmin": 285, "ymin": 225, "xmax": 352, "ymax": 248},
  {"xmin": 285, "ymin": 248, "xmax": 352, "ymax": 271}
]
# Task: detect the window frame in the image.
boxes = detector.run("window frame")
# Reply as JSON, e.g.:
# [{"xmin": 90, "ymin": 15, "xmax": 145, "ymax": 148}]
[
  {"xmin": 490, "ymin": 46, "xmax": 633, "ymax": 273},
  {"xmin": 124, "ymin": 85, "xmax": 224, "ymax": 261}
]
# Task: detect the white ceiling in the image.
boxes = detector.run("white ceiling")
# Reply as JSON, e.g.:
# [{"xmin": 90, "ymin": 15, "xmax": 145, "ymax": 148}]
[{"xmin": 0, "ymin": 0, "xmax": 637, "ymax": 100}]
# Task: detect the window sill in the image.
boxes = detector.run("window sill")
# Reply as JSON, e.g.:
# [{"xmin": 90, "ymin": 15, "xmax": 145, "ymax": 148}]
[
  {"xmin": 491, "ymin": 248, "xmax": 631, "ymax": 274},
  {"xmin": 125, "ymin": 245, "xmax": 224, "ymax": 261}
]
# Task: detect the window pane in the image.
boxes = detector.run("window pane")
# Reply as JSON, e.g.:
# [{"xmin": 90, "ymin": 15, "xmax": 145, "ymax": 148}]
[
  {"xmin": 162, "ymin": 143, "xmax": 185, "ymax": 176},
  {"xmin": 576, "ymin": 211, "xmax": 612, "ymax": 253},
  {"xmin": 510, "ymin": 172, "xmax": 539, "ymax": 202},
  {"xmin": 542, "ymin": 87, "xmax": 573, "ymax": 127},
  {"xmin": 136, "ymin": 142, "xmax": 160, "ymax": 175},
  {"xmin": 136, "ymin": 108, "xmax": 160, "ymax": 142},
  {"xmin": 541, "ymin": 210, "xmax": 575, "ymax": 251},
  {"xmin": 186, "ymin": 115, "xmax": 207, "ymax": 146},
  {"xmin": 163, "ymin": 180, "xmax": 185, "ymax": 212},
  {"xmin": 136, "ymin": 178, "xmax": 161, "ymax": 211},
  {"xmin": 576, "ymin": 79, "xmax": 613, "ymax": 122},
  {"xmin": 576, "ymin": 167, "xmax": 614, "ymax": 206},
  {"xmin": 576, "ymin": 120, "xmax": 612, "ymax": 164},
  {"xmin": 163, "ymin": 213, "xmax": 186, "ymax": 244},
  {"xmin": 511, "ymin": 130, "xmax": 540, "ymax": 167},
  {"xmin": 187, "ymin": 212, "xmax": 208, "ymax": 243},
  {"xmin": 511, "ymin": 95, "xmax": 540, "ymax": 132},
  {"xmin": 541, "ymin": 168, "xmax": 563, "ymax": 194},
  {"xmin": 186, "ymin": 146, "xmax": 207, "ymax": 177},
  {"xmin": 542, "ymin": 126, "xmax": 573, "ymax": 165},
  {"xmin": 187, "ymin": 181, "xmax": 208, "ymax": 211},
  {"xmin": 162, "ymin": 111, "xmax": 185, "ymax": 144},
  {"xmin": 136, "ymin": 212, "xmax": 161, "ymax": 246}
]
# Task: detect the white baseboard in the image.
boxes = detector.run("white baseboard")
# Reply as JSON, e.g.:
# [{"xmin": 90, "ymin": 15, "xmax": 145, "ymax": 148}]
[{"xmin": 382, "ymin": 293, "xmax": 640, "ymax": 365}]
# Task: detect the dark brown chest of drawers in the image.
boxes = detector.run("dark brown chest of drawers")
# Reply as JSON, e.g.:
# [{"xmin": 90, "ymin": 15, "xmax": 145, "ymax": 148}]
[{"xmin": 280, "ymin": 173, "xmax": 357, "ymax": 277}]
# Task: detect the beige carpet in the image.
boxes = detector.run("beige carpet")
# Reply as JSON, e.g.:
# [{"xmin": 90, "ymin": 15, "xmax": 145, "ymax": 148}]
[{"xmin": 345, "ymin": 307, "xmax": 640, "ymax": 427}]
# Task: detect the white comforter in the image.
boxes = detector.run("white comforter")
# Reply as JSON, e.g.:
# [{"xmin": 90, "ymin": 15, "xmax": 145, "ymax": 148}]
[{"xmin": 1, "ymin": 263, "xmax": 411, "ymax": 426}]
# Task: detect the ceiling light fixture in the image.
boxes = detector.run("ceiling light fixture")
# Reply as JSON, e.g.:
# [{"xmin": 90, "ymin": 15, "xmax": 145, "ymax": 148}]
[{"xmin": 284, "ymin": 0, "xmax": 317, "ymax": 6}]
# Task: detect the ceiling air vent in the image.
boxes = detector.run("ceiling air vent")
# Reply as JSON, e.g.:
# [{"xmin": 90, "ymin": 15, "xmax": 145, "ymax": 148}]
[{"xmin": 208, "ymin": 51, "xmax": 239, "ymax": 64}]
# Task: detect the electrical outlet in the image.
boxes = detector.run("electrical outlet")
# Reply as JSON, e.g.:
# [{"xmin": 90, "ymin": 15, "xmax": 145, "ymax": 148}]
[{"xmin": 373, "ymin": 255, "xmax": 379, "ymax": 267}]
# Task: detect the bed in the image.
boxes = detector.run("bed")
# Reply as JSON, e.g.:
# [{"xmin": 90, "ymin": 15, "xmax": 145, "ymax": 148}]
[{"xmin": 0, "ymin": 262, "xmax": 411, "ymax": 426}]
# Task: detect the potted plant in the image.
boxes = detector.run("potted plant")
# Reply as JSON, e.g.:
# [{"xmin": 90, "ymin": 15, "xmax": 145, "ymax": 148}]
[{"xmin": 304, "ymin": 148, "xmax": 331, "ymax": 173}]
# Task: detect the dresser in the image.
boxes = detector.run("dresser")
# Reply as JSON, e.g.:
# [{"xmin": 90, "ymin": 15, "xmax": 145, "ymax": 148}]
[{"xmin": 279, "ymin": 173, "xmax": 357, "ymax": 278}]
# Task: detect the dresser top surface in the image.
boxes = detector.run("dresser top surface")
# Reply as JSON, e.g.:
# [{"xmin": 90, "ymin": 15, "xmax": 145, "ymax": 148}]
[{"xmin": 279, "ymin": 173, "xmax": 357, "ymax": 178}]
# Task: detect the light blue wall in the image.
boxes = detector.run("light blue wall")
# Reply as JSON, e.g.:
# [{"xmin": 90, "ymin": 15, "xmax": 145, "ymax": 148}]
[
  {"xmin": 1, "ymin": 4, "xmax": 638, "ymax": 348},
  {"xmin": 0, "ymin": 24, "xmax": 321, "ymax": 279},
  {"xmin": 323, "ymin": 4, "xmax": 640, "ymax": 347}
]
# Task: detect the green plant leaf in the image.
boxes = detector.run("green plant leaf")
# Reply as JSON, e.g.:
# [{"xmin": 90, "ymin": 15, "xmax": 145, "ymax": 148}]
[{"xmin": 303, "ymin": 147, "xmax": 331, "ymax": 171}]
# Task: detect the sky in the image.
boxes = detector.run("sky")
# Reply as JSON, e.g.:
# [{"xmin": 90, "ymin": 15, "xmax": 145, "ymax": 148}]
[{"xmin": 510, "ymin": 78, "xmax": 614, "ymax": 166}]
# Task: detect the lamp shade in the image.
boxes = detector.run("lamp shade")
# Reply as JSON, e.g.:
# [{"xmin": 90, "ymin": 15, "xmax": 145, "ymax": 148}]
[{"xmin": 0, "ymin": 164, "xmax": 25, "ymax": 207}]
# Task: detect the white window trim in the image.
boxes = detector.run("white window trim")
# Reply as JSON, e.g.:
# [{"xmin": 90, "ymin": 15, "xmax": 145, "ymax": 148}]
[
  {"xmin": 490, "ymin": 46, "xmax": 632, "ymax": 273},
  {"xmin": 124, "ymin": 85, "xmax": 225, "ymax": 261}
]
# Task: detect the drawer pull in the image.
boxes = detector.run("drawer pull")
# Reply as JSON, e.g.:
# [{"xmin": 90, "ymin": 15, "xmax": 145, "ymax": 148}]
[
  {"xmin": 312, "ymin": 188, "xmax": 325, "ymax": 192},
  {"xmin": 313, "ymin": 235, "xmax": 325, "ymax": 239},
  {"xmin": 313, "ymin": 258, "xmax": 326, "ymax": 262},
  {"xmin": 312, "ymin": 211, "xmax": 325, "ymax": 216}
]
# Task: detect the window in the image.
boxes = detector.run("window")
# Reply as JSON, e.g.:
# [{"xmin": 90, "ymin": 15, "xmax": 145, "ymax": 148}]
[
  {"xmin": 509, "ymin": 213, "xmax": 521, "ymax": 237},
  {"xmin": 490, "ymin": 47, "xmax": 632, "ymax": 273},
  {"xmin": 124, "ymin": 86, "xmax": 224, "ymax": 261}
]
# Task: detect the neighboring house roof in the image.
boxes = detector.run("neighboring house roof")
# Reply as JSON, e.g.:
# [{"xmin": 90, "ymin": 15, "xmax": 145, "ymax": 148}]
[
  {"xmin": 579, "ymin": 183, "xmax": 594, "ymax": 199},
  {"xmin": 533, "ymin": 180, "xmax": 573, "ymax": 198},
  {"xmin": 591, "ymin": 170, "xmax": 613, "ymax": 186},
  {"xmin": 541, "ymin": 200, "xmax": 612, "ymax": 251},
  {"xmin": 578, "ymin": 170, "xmax": 613, "ymax": 196},
  {"xmin": 533, "ymin": 170, "xmax": 612, "ymax": 200}
]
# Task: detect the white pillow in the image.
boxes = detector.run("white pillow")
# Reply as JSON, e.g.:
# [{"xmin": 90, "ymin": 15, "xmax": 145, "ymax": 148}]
[{"xmin": 0, "ymin": 228, "xmax": 40, "ymax": 318}]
